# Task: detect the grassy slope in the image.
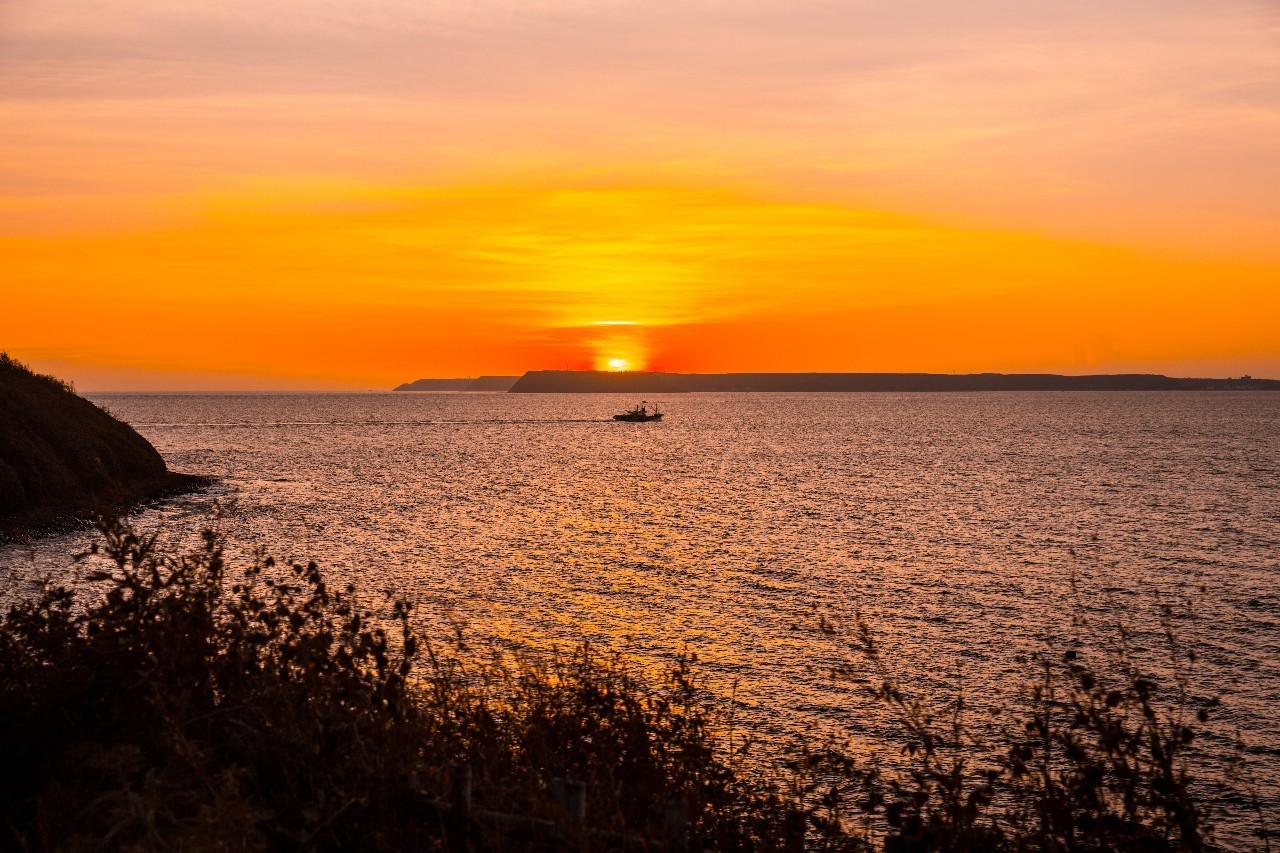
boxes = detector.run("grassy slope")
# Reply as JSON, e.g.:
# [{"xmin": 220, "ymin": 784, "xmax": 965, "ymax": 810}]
[{"xmin": 0, "ymin": 354, "xmax": 200, "ymax": 533}]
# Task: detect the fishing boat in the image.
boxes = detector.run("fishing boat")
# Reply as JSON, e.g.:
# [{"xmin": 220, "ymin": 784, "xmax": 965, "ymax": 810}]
[{"xmin": 613, "ymin": 401, "xmax": 663, "ymax": 422}]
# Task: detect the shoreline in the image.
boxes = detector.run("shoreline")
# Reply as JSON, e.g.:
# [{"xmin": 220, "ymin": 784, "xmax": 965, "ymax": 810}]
[{"xmin": 0, "ymin": 472, "xmax": 215, "ymax": 545}]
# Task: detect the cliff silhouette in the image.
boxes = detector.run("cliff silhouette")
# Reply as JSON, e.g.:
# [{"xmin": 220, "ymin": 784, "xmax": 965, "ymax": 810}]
[
  {"xmin": 509, "ymin": 370, "xmax": 1280, "ymax": 393},
  {"xmin": 0, "ymin": 354, "xmax": 206, "ymax": 538}
]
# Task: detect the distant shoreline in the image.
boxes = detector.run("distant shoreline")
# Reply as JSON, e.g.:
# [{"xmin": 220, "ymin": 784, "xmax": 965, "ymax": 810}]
[
  {"xmin": 505, "ymin": 370, "xmax": 1280, "ymax": 393},
  {"xmin": 395, "ymin": 376, "xmax": 520, "ymax": 392}
]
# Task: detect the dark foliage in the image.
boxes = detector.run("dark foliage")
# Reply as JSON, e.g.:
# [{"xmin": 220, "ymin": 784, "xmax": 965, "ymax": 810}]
[
  {"xmin": 0, "ymin": 518, "xmax": 795, "ymax": 851},
  {"xmin": 798, "ymin": 610, "xmax": 1239, "ymax": 853},
  {"xmin": 0, "ymin": 517, "xmax": 1250, "ymax": 851}
]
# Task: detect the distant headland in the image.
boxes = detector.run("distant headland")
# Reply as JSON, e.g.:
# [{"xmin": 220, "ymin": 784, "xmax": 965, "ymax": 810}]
[
  {"xmin": 505, "ymin": 370, "xmax": 1279, "ymax": 393},
  {"xmin": 394, "ymin": 376, "xmax": 520, "ymax": 392}
]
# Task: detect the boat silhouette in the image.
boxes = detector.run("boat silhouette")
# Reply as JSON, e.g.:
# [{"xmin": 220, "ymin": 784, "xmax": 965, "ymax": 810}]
[{"xmin": 613, "ymin": 401, "xmax": 663, "ymax": 422}]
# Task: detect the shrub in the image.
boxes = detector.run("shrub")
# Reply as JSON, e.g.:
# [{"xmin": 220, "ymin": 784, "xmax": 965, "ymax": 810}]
[
  {"xmin": 0, "ymin": 517, "xmax": 796, "ymax": 851},
  {"xmin": 0, "ymin": 517, "xmax": 1255, "ymax": 851},
  {"xmin": 802, "ymin": 611, "xmax": 1230, "ymax": 852}
]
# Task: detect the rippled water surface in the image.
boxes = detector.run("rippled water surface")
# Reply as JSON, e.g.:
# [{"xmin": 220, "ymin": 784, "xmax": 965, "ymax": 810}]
[{"xmin": 4, "ymin": 391, "xmax": 1278, "ymax": 841}]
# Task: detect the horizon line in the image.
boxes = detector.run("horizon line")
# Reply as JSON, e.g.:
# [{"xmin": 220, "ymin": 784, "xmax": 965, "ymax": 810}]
[{"xmin": 77, "ymin": 367, "xmax": 1277, "ymax": 394}]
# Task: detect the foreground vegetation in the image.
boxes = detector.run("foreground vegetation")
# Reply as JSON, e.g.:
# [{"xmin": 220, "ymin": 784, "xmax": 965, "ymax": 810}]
[{"xmin": 0, "ymin": 518, "xmax": 1263, "ymax": 851}]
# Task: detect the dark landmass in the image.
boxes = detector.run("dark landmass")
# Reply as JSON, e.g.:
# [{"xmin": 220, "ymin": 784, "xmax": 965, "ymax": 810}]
[
  {"xmin": 0, "ymin": 354, "xmax": 208, "ymax": 540},
  {"xmin": 394, "ymin": 378, "xmax": 474, "ymax": 391},
  {"xmin": 395, "ymin": 375, "xmax": 520, "ymax": 392},
  {"xmin": 464, "ymin": 375, "xmax": 522, "ymax": 391},
  {"xmin": 510, "ymin": 370, "xmax": 1280, "ymax": 393}
]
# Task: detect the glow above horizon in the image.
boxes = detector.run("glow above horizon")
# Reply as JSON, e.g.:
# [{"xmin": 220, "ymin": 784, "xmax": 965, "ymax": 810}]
[{"xmin": 2, "ymin": 0, "xmax": 1278, "ymax": 390}]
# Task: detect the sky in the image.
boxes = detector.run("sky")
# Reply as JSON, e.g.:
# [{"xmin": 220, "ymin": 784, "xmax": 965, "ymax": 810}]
[{"xmin": 2, "ymin": 0, "xmax": 1278, "ymax": 390}]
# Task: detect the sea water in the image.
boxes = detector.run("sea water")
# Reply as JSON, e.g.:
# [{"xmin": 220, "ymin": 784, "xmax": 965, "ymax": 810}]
[{"xmin": 3, "ymin": 391, "xmax": 1277, "ymax": 844}]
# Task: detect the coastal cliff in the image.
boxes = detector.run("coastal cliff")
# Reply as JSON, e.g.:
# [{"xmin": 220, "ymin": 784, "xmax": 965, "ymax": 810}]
[{"xmin": 0, "ymin": 354, "xmax": 204, "ymax": 537}]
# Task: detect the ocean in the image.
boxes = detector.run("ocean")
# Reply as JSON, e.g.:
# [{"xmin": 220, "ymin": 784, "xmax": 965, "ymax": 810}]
[{"xmin": 3, "ymin": 390, "xmax": 1277, "ymax": 843}]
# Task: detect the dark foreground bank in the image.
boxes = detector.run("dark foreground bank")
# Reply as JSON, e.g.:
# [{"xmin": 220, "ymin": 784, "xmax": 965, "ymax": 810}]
[
  {"xmin": 0, "ymin": 354, "xmax": 208, "ymax": 540},
  {"xmin": 0, "ymin": 516, "xmax": 1263, "ymax": 851}
]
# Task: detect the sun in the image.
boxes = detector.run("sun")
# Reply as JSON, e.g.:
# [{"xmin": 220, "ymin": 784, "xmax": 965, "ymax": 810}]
[{"xmin": 605, "ymin": 357, "xmax": 631, "ymax": 372}]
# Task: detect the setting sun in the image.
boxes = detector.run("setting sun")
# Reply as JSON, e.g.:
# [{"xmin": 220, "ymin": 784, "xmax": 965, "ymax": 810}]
[{"xmin": 2, "ymin": 0, "xmax": 1278, "ymax": 392}]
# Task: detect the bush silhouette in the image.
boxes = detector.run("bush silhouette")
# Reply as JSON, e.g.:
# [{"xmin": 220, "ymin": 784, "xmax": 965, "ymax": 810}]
[{"xmin": 0, "ymin": 517, "xmax": 1255, "ymax": 850}]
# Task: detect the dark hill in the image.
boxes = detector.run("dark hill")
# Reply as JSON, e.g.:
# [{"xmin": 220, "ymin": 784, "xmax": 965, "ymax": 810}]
[
  {"xmin": 395, "ymin": 376, "xmax": 520, "ymax": 392},
  {"xmin": 509, "ymin": 370, "xmax": 1280, "ymax": 393},
  {"xmin": 393, "ymin": 378, "xmax": 475, "ymax": 391},
  {"xmin": 0, "ymin": 354, "xmax": 206, "ymax": 538},
  {"xmin": 465, "ymin": 375, "xmax": 521, "ymax": 392}
]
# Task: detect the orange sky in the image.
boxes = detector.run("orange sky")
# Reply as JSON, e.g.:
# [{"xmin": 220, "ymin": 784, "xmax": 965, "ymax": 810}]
[{"xmin": 2, "ymin": 0, "xmax": 1278, "ymax": 389}]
